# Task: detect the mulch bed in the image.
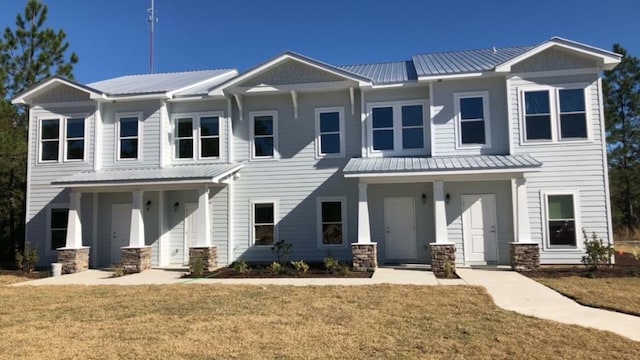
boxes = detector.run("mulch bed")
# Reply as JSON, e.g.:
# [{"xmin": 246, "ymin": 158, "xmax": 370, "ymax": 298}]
[
  {"xmin": 523, "ymin": 251, "xmax": 640, "ymax": 278},
  {"xmin": 184, "ymin": 262, "xmax": 374, "ymax": 279}
]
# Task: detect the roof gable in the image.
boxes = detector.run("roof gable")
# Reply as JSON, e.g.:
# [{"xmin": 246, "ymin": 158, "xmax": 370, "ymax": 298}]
[
  {"xmin": 12, "ymin": 76, "xmax": 102, "ymax": 105},
  {"xmin": 511, "ymin": 46, "xmax": 600, "ymax": 73}
]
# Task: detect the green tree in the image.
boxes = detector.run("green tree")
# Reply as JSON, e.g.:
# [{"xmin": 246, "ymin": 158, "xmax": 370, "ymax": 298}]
[
  {"xmin": 603, "ymin": 44, "xmax": 640, "ymax": 232},
  {"xmin": 0, "ymin": 0, "xmax": 78, "ymax": 260}
]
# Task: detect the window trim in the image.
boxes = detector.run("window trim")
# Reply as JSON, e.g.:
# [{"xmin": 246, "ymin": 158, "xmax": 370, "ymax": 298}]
[
  {"xmin": 453, "ymin": 91, "xmax": 492, "ymax": 149},
  {"xmin": 366, "ymin": 100, "xmax": 427, "ymax": 157},
  {"xmin": 46, "ymin": 203, "xmax": 69, "ymax": 256},
  {"xmin": 314, "ymin": 106, "xmax": 345, "ymax": 159},
  {"xmin": 540, "ymin": 189, "xmax": 582, "ymax": 251},
  {"xmin": 37, "ymin": 113, "xmax": 89, "ymax": 164},
  {"xmin": 519, "ymin": 83, "xmax": 591, "ymax": 146},
  {"xmin": 316, "ymin": 196, "xmax": 348, "ymax": 249},
  {"xmin": 249, "ymin": 110, "xmax": 279, "ymax": 161},
  {"xmin": 250, "ymin": 199, "xmax": 279, "ymax": 247},
  {"xmin": 115, "ymin": 112, "xmax": 143, "ymax": 162},
  {"xmin": 171, "ymin": 111, "xmax": 224, "ymax": 162}
]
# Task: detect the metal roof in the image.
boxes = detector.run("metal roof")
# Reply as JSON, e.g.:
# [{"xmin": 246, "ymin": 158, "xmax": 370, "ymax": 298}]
[
  {"xmin": 52, "ymin": 163, "xmax": 243, "ymax": 186},
  {"xmin": 411, "ymin": 46, "xmax": 533, "ymax": 77},
  {"xmin": 339, "ymin": 61, "xmax": 418, "ymax": 85},
  {"xmin": 343, "ymin": 155, "xmax": 541, "ymax": 176},
  {"xmin": 88, "ymin": 69, "xmax": 236, "ymax": 95}
]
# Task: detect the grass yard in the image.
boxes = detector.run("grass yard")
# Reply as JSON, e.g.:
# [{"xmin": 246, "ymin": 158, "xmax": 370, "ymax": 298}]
[
  {"xmin": 0, "ymin": 270, "xmax": 46, "ymax": 285},
  {"xmin": 537, "ymin": 277, "xmax": 640, "ymax": 316},
  {"xmin": 1, "ymin": 283, "xmax": 639, "ymax": 359}
]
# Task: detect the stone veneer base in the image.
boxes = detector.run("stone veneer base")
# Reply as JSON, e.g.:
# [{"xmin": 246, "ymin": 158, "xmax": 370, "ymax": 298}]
[
  {"xmin": 510, "ymin": 243, "xmax": 540, "ymax": 271},
  {"xmin": 57, "ymin": 247, "xmax": 90, "ymax": 275},
  {"xmin": 121, "ymin": 247, "xmax": 152, "ymax": 274},
  {"xmin": 351, "ymin": 243, "xmax": 377, "ymax": 272},
  {"xmin": 430, "ymin": 243, "xmax": 456, "ymax": 277},
  {"xmin": 189, "ymin": 246, "xmax": 218, "ymax": 273}
]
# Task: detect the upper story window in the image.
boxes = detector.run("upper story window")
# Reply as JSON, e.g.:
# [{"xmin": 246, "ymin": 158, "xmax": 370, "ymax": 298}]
[
  {"xmin": 172, "ymin": 112, "xmax": 222, "ymax": 160},
  {"xmin": 250, "ymin": 111, "xmax": 278, "ymax": 160},
  {"xmin": 39, "ymin": 115, "xmax": 86, "ymax": 163},
  {"xmin": 315, "ymin": 107, "xmax": 345, "ymax": 158},
  {"xmin": 116, "ymin": 113, "xmax": 141, "ymax": 161},
  {"xmin": 521, "ymin": 85, "xmax": 589, "ymax": 143},
  {"xmin": 454, "ymin": 91, "xmax": 491, "ymax": 148},
  {"xmin": 367, "ymin": 101, "xmax": 425, "ymax": 156}
]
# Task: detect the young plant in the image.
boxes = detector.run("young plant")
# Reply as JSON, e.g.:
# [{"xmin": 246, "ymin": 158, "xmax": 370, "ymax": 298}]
[
  {"xmin": 190, "ymin": 257, "xmax": 205, "ymax": 277},
  {"xmin": 232, "ymin": 258, "xmax": 251, "ymax": 274},
  {"xmin": 324, "ymin": 256, "xmax": 344, "ymax": 275},
  {"xmin": 15, "ymin": 242, "xmax": 39, "ymax": 273},
  {"xmin": 268, "ymin": 261, "xmax": 287, "ymax": 276},
  {"xmin": 581, "ymin": 230, "xmax": 614, "ymax": 271},
  {"xmin": 271, "ymin": 240, "xmax": 293, "ymax": 264},
  {"xmin": 443, "ymin": 259, "xmax": 454, "ymax": 278},
  {"xmin": 111, "ymin": 263, "xmax": 125, "ymax": 278},
  {"xmin": 291, "ymin": 260, "xmax": 309, "ymax": 274}
]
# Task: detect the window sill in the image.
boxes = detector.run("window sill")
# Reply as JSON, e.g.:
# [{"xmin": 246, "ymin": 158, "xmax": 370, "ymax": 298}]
[
  {"xmin": 519, "ymin": 139, "xmax": 592, "ymax": 146},
  {"xmin": 543, "ymin": 246, "xmax": 583, "ymax": 252},
  {"xmin": 315, "ymin": 153, "xmax": 345, "ymax": 160},
  {"xmin": 318, "ymin": 244, "xmax": 347, "ymax": 250},
  {"xmin": 249, "ymin": 157, "xmax": 279, "ymax": 162}
]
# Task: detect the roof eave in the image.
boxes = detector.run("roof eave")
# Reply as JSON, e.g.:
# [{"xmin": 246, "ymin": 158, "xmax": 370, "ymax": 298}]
[
  {"xmin": 11, "ymin": 76, "xmax": 103, "ymax": 105},
  {"xmin": 344, "ymin": 166, "xmax": 543, "ymax": 178}
]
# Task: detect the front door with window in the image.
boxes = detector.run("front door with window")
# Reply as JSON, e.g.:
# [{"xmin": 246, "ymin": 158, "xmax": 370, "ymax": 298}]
[
  {"xmin": 384, "ymin": 197, "xmax": 417, "ymax": 261},
  {"xmin": 462, "ymin": 194, "xmax": 498, "ymax": 264},
  {"xmin": 183, "ymin": 203, "xmax": 199, "ymax": 265},
  {"xmin": 111, "ymin": 204, "xmax": 132, "ymax": 264}
]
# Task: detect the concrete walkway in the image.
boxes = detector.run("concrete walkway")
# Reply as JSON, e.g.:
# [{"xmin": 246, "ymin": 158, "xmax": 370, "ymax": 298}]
[{"xmin": 456, "ymin": 268, "xmax": 640, "ymax": 342}]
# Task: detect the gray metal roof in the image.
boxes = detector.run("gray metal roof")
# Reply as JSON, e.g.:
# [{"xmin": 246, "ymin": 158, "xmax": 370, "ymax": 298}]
[
  {"xmin": 343, "ymin": 155, "xmax": 541, "ymax": 176},
  {"xmin": 87, "ymin": 69, "xmax": 235, "ymax": 95},
  {"xmin": 52, "ymin": 163, "xmax": 242, "ymax": 186},
  {"xmin": 339, "ymin": 61, "xmax": 418, "ymax": 84},
  {"xmin": 411, "ymin": 46, "xmax": 533, "ymax": 77}
]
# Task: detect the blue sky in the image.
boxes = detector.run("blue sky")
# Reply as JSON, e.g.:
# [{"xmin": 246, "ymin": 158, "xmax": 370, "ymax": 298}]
[{"xmin": 1, "ymin": 0, "xmax": 638, "ymax": 83}]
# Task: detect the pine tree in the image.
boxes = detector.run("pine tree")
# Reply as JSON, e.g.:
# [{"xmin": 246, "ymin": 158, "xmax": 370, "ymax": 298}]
[{"xmin": 603, "ymin": 44, "xmax": 640, "ymax": 231}]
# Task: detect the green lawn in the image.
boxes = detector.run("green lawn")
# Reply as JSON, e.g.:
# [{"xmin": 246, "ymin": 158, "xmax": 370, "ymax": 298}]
[{"xmin": 0, "ymin": 281, "xmax": 639, "ymax": 359}]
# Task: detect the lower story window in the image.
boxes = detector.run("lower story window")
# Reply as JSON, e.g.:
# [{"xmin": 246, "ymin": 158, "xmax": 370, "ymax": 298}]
[
  {"xmin": 317, "ymin": 197, "xmax": 346, "ymax": 247},
  {"xmin": 546, "ymin": 194, "xmax": 577, "ymax": 247},
  {"xmin": 50, "ymin": 208, "xmax": 69, "ymax": 251},
  {"xmin": 253, "ymin": 202, "xmax": 276, "ymax": 246}
]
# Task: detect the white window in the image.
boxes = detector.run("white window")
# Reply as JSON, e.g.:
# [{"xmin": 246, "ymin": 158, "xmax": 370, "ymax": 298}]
[
  {"xmin": 48, "ymin": 206, "xmax": 69, "ymax": 252},
  {"xmin": 521, "ymin": 85, "xmax": 589, "ymax": 143},
  {"xmin": 454, "ymin": 91, "xmax": 491, "ymax": 148},
  {"xmin": 315, "ymin": 107, "xmax": 345, "ymax": 158},
  {"xmin": 251, "ymin": 200, "xmax": 278, "ymax": 246},
  {"xmin": 316, "ymin": 197, "xmax": 347, "ymax": 248},
  {"xmin": 250, "ymin": 111, "xmax": 278, "ymax": 160},
  {"xmin": 367, "ymin": 101, "xmax": 426, "ymax": 156},
  {"xmin": 541, "ymin": 190, "xmax": 581, "ymax": 249},
  {"xmin": 116, "ymin": 113, "xmax": 141, "ymax": 160},
  {"xmin": 172, "ymin": 112, "xmax": 222, "ymax": 160},
  {"xmin": 39, "ymin": 116, "xmax": 86, "ymax": 163}
]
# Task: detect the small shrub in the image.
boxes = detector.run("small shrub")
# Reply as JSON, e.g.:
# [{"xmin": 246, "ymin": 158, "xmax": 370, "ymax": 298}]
[
  {"xmin": 15, "ymin": 242, "xmax": 39, "ymax": 273},
  {"xmin": 111, "ymin": 263, "xmax": 125, "ymax": 277},
  {"xmin": 232, "ymin": 258, "xmax": 251, "ymax": 274},
  {"xmin": 190, "ymin": 257, "xmax": 205, "ymax": 277},
  {"xmin": 581, "ymin": 230, "xmax": 614, "ymax": 271},
  {"xmin": 324, "ymin": 256, "xmax": 344, "ymax": 275},
  {"xmin": 443, "ymin": 259, "xmax": 454, "ymax": 278},
  {"xmin": 271, "ymin": 240, "xmax": 293, "ymax": 264},
  {"xmin": 291, "ymin": 260, "xmax": 309, "ymax": 274},
  {"xmin": 268, "ymin": 261, "xmax": 287, "ymax": 275}
]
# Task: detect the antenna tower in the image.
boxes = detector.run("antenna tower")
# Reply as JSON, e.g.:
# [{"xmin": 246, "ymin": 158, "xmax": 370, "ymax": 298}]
[{"xmin": 148, "ymin": 0, "xmax": 158, "ymax": 73}]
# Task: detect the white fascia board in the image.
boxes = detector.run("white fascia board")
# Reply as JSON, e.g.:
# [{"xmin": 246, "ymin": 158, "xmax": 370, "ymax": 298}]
[
  {"xmin": 12, "ymin": 78, "xmax": 103, "ymax": 105},
  {"xmin": 52, "ymin": 178, "xmax": 221, "ymax": 188},
  {"xmin": 211, "ymin": 163, "xmax": 244, "ymax": 183},
  {"xmin": 232, "ymin": 80, "xmax": 357, "ymax": 94},
  {"xmin": 344, "ymin": 166, "xmax": 542, "ymax": 178},
  {"xmin": 417, "ymin": 72, "xmax": 485, "ymax": 82},
  {"xmin": 94, "ymin": 93, "xmax": 171, "ymax": 102},
  {"xmin": 166, "ymin": 70, "xmax": 239, "ymax": 97}
]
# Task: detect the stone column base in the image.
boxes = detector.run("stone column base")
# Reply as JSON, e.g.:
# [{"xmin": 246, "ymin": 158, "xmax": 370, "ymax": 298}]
[
  {"xmin": 189, "ymin": 246, "xmax": 218, "ymax": 273},
  {"xmin": 510, "ymin": 243, "xmax": 540, "ymax": 271},
  {"xmin": 430, "ymin": 243, "xmax": 456, "ymax": 277},
  {"xmin": 351, "ymin": 243, "xmax": 377, "ymax": 272},
  {"xmin": 57, "ymin": 247, "xmax": 90, "ymax": 274},
  {"xmin": 121, "ymin": 247, "xmax": 152, "ymax": 274}
]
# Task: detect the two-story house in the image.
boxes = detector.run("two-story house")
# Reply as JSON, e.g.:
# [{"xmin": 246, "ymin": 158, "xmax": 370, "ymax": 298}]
[{"xmin": 12, "ymin": 37, "xmax": 621, "ymax": 275}]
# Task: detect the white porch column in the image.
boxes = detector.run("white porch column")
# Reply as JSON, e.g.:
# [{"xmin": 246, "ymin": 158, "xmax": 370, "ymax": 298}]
[
  {"xmin": 357, "ymin": 182, "xmax": 372, "ymax": 243},
  {"xmin": 515, "ymin": 178, "xmax": 532, "ymax": 243},
  {"xmin": 128, "ymin": 190, "xmax": 146, "ymax": 248},
  {"xmin": 64, "ymin": 191, "xmax": 83, "ymax": 249},
  {"xmin": 433, "ymin": 181, "xmax": 449, "ymax": 243},
  {"xmin": 195, "ymin": 187, "xmax": 212, "ymax": 247}
]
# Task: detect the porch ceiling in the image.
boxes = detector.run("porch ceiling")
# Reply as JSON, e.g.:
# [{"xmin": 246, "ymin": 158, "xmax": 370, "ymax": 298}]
[
  {"xmin": 343, "ymin": 154, "xmax": 542, "ymax": 178},
  {"xmin": 51, "ymin": 163, "xmax": 243, "ymax": 188}
]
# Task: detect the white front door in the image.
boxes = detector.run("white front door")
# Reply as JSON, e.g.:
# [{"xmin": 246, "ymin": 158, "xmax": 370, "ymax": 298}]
[
  {"xmin": 111, "ymin": 203, "xmax": 132, "ymax": 264},
  {"xmin": 384, "ymin": 197, "xmax": 417, "ymax": 261},
  {"xmin": 462, "ymin": 194, "xmax": 498, "ymax": 264},
  {"xmin": 183, "ymin": 203, "xmax": 198, "ymax": 265}
]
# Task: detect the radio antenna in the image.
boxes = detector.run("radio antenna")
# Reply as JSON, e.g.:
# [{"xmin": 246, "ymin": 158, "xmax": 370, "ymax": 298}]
[{"xmin": 148, "ymin": 0, "xmax": 158, "ymax": 73}]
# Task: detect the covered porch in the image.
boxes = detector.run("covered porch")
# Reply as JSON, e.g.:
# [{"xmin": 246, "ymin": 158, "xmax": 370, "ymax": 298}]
[
  {"xmin": 50, "ymin": 163, "xmax": 242, "ymax": 274},
  {"xmin": 344, "ymin": 154, "xmax": 542, "ymax": 275}
]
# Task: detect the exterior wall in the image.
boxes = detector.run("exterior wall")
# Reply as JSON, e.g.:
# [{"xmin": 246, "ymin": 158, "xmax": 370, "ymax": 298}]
[
  {"xmin": 512, "ymin": 47, "xmax": 599, "ymax": 73},
  {"xmin": 30, "ymin": 83, "xmax": 91, "ymax": 103},
  {"xmin": 367, "ymin": 183, "xmax": 433, "ymax": 264},
  {"xmin": 431, "ymin": 76, "xmax": 509, "ymax": 156},
  {"xmin": 230, "ymin": 89, "xmax": 359, "ymax": 263},
  {"xmin": 509, "ymin": 72, "xmax": 609, "ymax": 264},
  {"xmin": 100, "ymin": 100, "xmax": 162, "ymax": 169}
]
